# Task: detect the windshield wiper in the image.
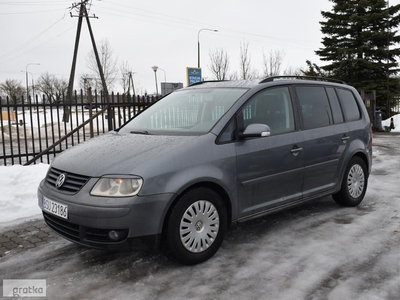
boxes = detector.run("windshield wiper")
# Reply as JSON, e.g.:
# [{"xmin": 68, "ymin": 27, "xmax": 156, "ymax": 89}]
[{"xmin": 130, "ymin": 130, "xmax": 149, "ymax": 135}]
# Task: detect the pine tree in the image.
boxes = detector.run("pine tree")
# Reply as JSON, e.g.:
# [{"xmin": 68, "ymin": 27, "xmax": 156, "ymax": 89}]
[{"xmin": 316, "ymin": 0, "xmax": 400, "ymax": 115}]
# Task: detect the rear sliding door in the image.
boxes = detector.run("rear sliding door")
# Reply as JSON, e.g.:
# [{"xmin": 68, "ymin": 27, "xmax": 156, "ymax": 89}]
[{"xmin": 295, "ymin": 86, "xmax": 349, "ymax": 197}]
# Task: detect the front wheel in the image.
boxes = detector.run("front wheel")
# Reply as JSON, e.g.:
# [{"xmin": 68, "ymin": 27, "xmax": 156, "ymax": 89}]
[
  {"xmin": 165, "ymin": 187, "xmax": 227, "ymax": 265},
  {"xmin": 333, "ymin": 157, "xmax": 368, "ymax": 207}
]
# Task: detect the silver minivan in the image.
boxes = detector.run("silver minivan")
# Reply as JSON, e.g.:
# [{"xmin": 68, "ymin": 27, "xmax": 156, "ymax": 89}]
[{"xmin": 37, "ymin": 77, "xmax": 373, "ymax": 265}]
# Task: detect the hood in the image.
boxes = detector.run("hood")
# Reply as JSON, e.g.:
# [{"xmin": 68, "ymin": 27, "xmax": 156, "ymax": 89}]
[{"xmin": 51, "ymin": 131, "xmax": 197, "ymax": 177}]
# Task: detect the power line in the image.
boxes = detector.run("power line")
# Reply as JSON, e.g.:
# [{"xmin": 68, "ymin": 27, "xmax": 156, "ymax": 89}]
[
  {"xmin": 0, "ymin": 0, "xmax": 70, "ymax": 14},
  {"xmin": 0, "ymin": 24, "xmax": 75, "ymax": 65},
  {"xmin": 94, "ymin": 1, "xmax": 318, "ymax": 49},
  {"xmin": 0, "ymin": 15, "xmax": 67, "ymax": 62},
  {"xmin": 0, "ymin": 25, "xmax": 75, "ymax": 64},
  {"xmin": 0, "ymin": 9, "xmax": 68, "ymax": 15},
  {"xmin": 0, "ymin": 1, "xmax": 70, "ymax": 5}
]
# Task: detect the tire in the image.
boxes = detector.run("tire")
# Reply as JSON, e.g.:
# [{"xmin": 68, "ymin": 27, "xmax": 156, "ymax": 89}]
[
  {"xmin": 165, "ymin": 187, "xmax": 227, "ymax": 265},
  {"xmin": 333, "ymin": 156, "xmax": 368, "ymax": 207}
]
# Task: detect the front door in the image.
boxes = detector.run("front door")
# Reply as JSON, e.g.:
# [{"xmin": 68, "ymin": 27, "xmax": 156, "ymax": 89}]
[{"xmin": 235, "ymin": 87, "xmax": 304, "ymax": 218}]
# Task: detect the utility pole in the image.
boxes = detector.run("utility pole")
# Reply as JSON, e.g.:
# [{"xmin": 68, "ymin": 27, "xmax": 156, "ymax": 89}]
[{"xmin": 64, "ymin": 0, "xmax": 112, "ymax": 130}]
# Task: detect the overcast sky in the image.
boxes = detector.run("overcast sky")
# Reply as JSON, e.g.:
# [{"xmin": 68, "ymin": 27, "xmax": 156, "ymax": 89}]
[{"xmin": 1, "ymin": 0, "xmax": 399, "ymax": 95}]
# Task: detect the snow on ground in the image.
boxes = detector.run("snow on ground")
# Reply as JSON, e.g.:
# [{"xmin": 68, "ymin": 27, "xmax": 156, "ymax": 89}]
[
  {"xmin": 0, "ymin": 134, "xmax": 400, "ymax": 299},
  {"xmin": 0, "ymin": 163, "xmax": 48, "ymax": 228},
  {"xmin": 382, "ymin": 113, "xmax": 400, "ymax": 132},
  {"xmin": 0, "ymin": 108, "xmax": 106, "ymax": 130},
  {"xmin": 0, "ymin": 108, "xmax": 110, "ymax": 142}
]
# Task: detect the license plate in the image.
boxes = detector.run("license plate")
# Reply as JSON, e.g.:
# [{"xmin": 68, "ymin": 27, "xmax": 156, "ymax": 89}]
[{"xmin": 42, "ymin": 197, "xmax": 68, "ymax": 219}]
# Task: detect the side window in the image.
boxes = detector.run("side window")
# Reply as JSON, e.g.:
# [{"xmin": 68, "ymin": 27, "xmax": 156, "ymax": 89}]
[
  {"xmin": 336, "ymin": 88, "xmax": 361, "ymax": 122},
  {"xmin": 296, "ymin": 86, "xmax": 333, "ymax": 130},
  {"xmin": 326, "ymin": 88, "xmax": 344, "ymax": 124},
  {"xmin": 239, "ymin": 87, "xmax": 295, "ymax": 135}
]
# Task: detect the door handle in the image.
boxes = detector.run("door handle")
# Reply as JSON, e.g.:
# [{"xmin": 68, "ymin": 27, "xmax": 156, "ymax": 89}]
[
  {"xmin": 291, "ymin": 147, "xmax": 303, "ymax": 154},
  {"xmin": 341, "ymin": 135, "xmax": 350, "ymax": 142}
]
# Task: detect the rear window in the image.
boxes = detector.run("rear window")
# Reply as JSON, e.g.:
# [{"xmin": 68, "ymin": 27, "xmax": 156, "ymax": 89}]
[{"xmin": 336, "ymin": 88, "xmax": 361, "ymax": 122}]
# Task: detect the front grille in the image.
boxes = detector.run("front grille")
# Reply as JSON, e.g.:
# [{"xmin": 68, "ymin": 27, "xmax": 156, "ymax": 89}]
[{"xmin": 46, "ymin": 167, "xmax": 90, "ymax": 194}]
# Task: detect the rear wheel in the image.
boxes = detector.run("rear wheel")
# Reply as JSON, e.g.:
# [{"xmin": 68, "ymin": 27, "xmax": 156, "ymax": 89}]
[
  {"xmin": 165, "ymin": 187, "xmax": 227, "ymax": 265},
  {"xmin": 333, "ymin": 157, "xmax": 368, "ymax": 207}
]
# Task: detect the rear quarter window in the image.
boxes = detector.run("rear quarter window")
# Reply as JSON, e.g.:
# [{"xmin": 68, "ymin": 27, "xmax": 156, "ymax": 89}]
[
  {"xmin": 326, "ymin": 87, "xmax": 344, "ymax": 124},
  {"xmin": 336, "ymin": 88, "xmax": 361, "ymax": 122}
]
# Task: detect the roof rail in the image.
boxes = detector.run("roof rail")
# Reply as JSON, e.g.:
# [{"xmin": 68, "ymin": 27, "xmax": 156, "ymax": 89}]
[
  {"xmin": 188, "ymin": 80, "xmax": 227, "ymax": 87},
  {"xmin": 259, "ymin": 76, "xmax": 347, "ymax": 85}
]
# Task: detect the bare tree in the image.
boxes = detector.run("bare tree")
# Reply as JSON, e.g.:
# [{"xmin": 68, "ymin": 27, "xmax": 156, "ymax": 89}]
[
  {"xmin": 208, "ymin": 48, "xmax": 230, "ymax": 80},
  {"xmin": 229, "ymin": 72, "xmax": 238, "ymax": 80},
  {"xmin": 36, "ymin": 73, "xmax": 68, "ymax": 103},
  {"xmin": 0, "ymin": 79, "xmax": 24, "ymax": 104},
  {"xmin": 239, "ymin": 41, "xmax": 258, "ymax": 80},
  {"xmin": 86, "ymin": 38, "xmax": 118, "ymax": 91},
  {"xmin": 283, "ymin": 66, "xmax": 303, "ymax": 76},
  {"xmin": 263, "ymin": 49, "xmax": 286, "ymax": 77}
]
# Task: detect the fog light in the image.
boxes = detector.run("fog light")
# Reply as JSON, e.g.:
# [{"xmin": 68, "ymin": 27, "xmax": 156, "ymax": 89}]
[{"xmin": 108, "ymin": 230, "xmax": 119, "ymax": 241}]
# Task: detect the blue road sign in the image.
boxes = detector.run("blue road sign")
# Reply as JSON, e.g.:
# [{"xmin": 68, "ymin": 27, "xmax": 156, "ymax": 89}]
[{"xmin": 187, "ymin": 67, "xmax": 202, "ymax": 85}]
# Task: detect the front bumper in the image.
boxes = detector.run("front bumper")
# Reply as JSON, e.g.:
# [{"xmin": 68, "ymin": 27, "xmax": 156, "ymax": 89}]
[
  {"xmin": 42, "ymin": 211, "xmax": 161, "ymax": 250},
  {"xmin": 38, "ymin": 180, "xmax": 175, "ymax": 251}
]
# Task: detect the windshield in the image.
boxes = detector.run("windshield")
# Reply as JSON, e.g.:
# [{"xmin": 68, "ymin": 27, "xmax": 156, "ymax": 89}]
[{"xmin": 119, "ymin": 88, "xmax": 248, "ymax": 135}]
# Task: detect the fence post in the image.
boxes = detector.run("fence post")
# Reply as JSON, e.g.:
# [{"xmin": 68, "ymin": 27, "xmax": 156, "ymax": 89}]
[
  {"xmin": 88, "ymin": 87, "xmax": 94, "ymax": 138},
  {"xmin": 107, "ymin": 91, "xmax": 113, "ymax": 131}
]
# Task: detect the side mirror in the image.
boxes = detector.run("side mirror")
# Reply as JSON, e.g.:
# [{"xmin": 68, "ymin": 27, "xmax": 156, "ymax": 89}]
[{"xmin": 240, "ymin": 123, "xmax": 271, "ymax": 139}]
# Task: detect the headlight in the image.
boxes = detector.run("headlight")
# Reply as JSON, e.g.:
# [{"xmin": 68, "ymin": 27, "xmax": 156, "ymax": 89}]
[{"xmin": 90, "ymin": 176, "xmax": 143, "ymax": 197}]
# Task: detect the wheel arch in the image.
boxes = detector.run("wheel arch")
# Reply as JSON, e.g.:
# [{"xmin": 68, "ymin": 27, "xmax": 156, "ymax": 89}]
[
  {"xmin": 334, "ymin": 148, "xmax": 371, "ymax": 195},
  {"xmin": 333, "ymin": 153, "xmax": 369, "ymax": 207},
  {"xmin": 161, "ymin": 181, "xmax": 233, "ymax": 239},
  {"xmin": 352, "ymin": 151, "xmax": 370, "ymax": 177},
  {"xmin": 346, "ymin": 136, "xmax": 372, "ymax": 176}
]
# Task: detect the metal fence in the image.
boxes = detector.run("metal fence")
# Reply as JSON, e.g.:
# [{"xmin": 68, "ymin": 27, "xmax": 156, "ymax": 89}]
[{"xmin": 0, "ymin": 91, "xmax": 159, "ymax": 166}]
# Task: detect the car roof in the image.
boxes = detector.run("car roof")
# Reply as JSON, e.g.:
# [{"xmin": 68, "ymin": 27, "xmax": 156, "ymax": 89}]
[
  {"xmin": 187, "ymin": 80, "xmax": 260, "ymax": 89},
  {"xmin": 186, "ymin": 76, "xmax": 347, "ymax": 90}
]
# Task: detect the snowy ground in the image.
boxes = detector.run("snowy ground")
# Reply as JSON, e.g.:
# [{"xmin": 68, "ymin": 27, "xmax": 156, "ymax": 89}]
[
  {"xmin": 382, "ymin": 113, "xmax": 400, "ymax": 132},
  {"xmin": 1, "ymin": 134, "xmax": 400, "ymax": 299},
  {"xmin": 0, "ymin": 108, "xmax": 110, "ymax": 145},
  {"xmin": 0, "ymin": 164, "xmax": 48, "ymax": 228}
]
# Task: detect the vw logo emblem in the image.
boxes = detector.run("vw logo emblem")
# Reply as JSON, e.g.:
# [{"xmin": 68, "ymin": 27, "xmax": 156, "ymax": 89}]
[{"xmin": 55, "ymin": 174, "xmax": 66, "ymax": 188}]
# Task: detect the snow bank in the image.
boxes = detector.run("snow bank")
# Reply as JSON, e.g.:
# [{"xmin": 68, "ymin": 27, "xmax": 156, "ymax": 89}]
[
  {"xmin": 382, "ymin": 113, "xmax": 400, "ymax": 132},
  {"xmin": 0, "ymin": 164, "xmax": 49, "ymax": 228}
]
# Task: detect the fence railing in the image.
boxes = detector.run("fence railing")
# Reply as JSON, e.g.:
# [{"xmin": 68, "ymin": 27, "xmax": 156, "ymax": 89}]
[{"xmin": 0, "ymin": 91, "xmax": 159, "ymax": 166}]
